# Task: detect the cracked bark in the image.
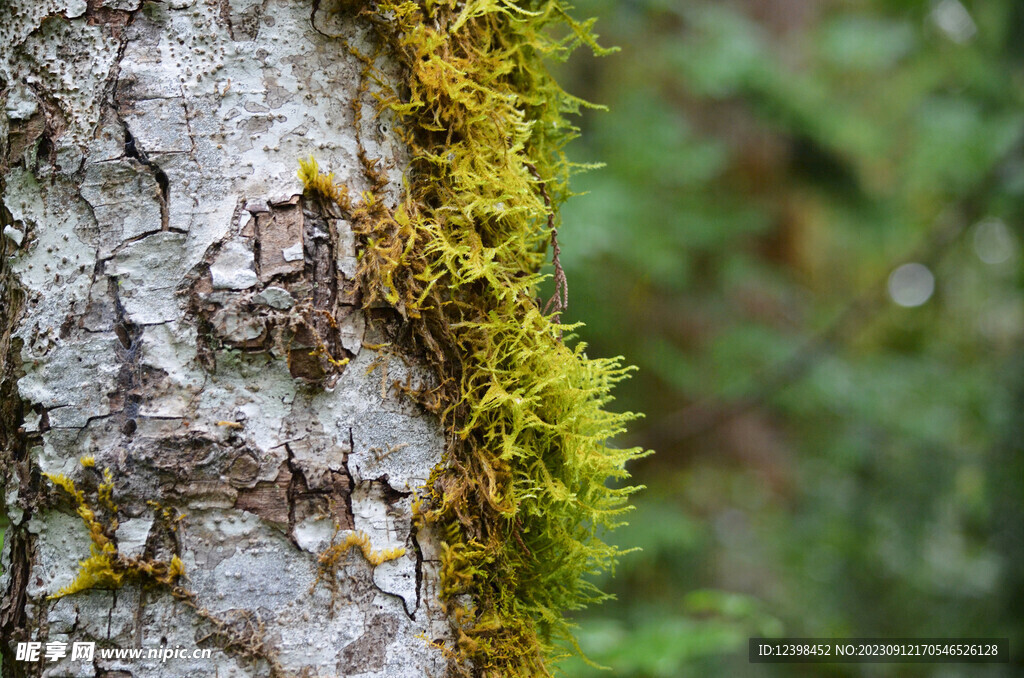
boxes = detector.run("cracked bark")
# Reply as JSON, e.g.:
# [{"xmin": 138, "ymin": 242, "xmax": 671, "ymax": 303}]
[{"xmin": 1, "ymin": 1, "xmax": 451, "ymax": 676}]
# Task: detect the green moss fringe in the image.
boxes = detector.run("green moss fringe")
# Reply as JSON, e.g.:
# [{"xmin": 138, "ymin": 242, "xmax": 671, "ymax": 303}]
[{"xmin": 301, "ymin": 1, "xmax": 647, "ymax": 674}]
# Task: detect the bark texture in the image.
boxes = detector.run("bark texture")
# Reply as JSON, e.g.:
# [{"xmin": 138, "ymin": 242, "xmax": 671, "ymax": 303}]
[{"xmin": 0, "ymin": 1, "xmax": 452, "ymax": 675}]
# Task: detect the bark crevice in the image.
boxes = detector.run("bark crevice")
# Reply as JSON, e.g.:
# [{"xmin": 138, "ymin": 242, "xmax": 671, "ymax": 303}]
[{"xmin": 121, "ymin": 124, "xmax": 170, "ymax": 232}]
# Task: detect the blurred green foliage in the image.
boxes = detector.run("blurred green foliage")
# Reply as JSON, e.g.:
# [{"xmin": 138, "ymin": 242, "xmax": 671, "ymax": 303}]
[{"xmin": 550, "ymin": 0, "xmax": 1024, "ymax": 675}]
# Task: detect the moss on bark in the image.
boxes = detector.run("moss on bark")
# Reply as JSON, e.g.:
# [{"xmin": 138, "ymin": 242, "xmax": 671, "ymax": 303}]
[{"xmin": 301, "ymin": 1, "xmax": 648, "ymax": 674}]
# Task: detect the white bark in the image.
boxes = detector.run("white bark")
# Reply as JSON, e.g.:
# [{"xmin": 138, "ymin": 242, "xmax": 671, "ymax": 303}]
[{"xmin": 0, "ymin": 1, "xmax": 453, "ymax": 675}]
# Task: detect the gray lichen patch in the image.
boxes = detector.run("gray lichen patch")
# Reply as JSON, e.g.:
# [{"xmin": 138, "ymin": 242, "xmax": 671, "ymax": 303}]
[
  {"xmin": 107, "ymin": 232, "xmax": 190, "ymax": 325},
  {"xmin": 1, "ymin": 6, "xmax": 121, "ymax": 157},
  {"xmin": 25, "ymin": 510, "xmax": 94, "ymax": 599},
  {"xmin": 18, "ymin": 334, "xmax": 121, "ymax": 429},
  {"xmin": 210, "ymin": 241, "xmax": 258, "ymax": 290},
  {"xmin": 80, "ymin": 159, "xmax": 166, "ymax": 259},
  {"xmin": 1, "ymin": 0, "xmax": 453, "ymax": 674}
]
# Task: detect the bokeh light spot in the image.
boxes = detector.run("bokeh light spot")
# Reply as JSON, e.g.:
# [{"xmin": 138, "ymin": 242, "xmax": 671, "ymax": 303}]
[
  {"xmin": 973, "ymin": 218, "xmax": 1016, "ymax": 265},
  {"xmin": 929, "ymin": 0, "xmax": 976, "ymax": 43},
  {"xmin": 888, "ymin": 262, "xmax": 935, "ymax": 307}
]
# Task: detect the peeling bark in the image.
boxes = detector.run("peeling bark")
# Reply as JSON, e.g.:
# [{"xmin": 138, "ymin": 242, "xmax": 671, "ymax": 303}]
[{"xmin": 0, "ymin": 1, "xmax": 451, "ymax": 676}]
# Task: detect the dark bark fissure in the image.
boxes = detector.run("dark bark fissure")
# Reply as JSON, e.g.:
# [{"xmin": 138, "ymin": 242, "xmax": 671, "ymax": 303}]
[
  {"xmin": 110, "ymin": 277, "xmax": 143, "ymax": 438},
  {"xmin": 343, "ymin": 429, "xmax": 357, "ymax": 527},
  {"xmin": 15, "ymin": 81, "xmax": 64, "ymax": 179},
  {"xmin": 122, "ymin": 124, "xmax": 170, "ymax": 232},
  {"xmin": 374, "ymin": 475, "xmax": 412, "ymax": 505},
  {"xmin": 410, "ymin": 513, "xmax": 424, "ymax": 619},
  {"xmin": 283, "ymin": 442, "xmax": 305, "ymax": 549},
  {"xmin": 307, "ymin": 208, "xmax": 341, "ymax": 362},
  {"xmin": 107, "ymin": 589, "xmax": 116, "ymax": 641}
]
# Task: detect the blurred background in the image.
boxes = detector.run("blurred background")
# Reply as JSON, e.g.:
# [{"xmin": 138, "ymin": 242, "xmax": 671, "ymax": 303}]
[{"xmin": 550, "ymin": 0, "xmax": 1024, "ymax": 675}]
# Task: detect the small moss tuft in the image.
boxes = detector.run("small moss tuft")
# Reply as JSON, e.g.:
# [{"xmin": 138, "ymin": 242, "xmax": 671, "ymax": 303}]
[{"xmin": 319, "ymin": 529, "xmax": 407, "ymax": 569}]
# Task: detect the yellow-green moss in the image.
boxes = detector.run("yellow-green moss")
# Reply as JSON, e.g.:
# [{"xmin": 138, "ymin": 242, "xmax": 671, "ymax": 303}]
[
  {"xmin": 318, "ymin": 529, "xmax": 406, "ymax": 568},
  {"xmin": 44, "ymin": 463, "xmax": 185, "ymax": 599},
  {"xmin": 312, "ymin": 528, "xmax": 408, "ymax": 611},
  {"xmin": 302, "ymin": 1, "xmax": 647, "ymax": 675}
]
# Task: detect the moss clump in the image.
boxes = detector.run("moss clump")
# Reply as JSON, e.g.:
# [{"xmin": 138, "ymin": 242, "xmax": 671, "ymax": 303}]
[
  {"xmin": 44, "ymin": 463, "xmax": 185, "ymax": 599},
  {"xmin": 302, "ymin": 0, "xmax": 647, "ymax": 674}
]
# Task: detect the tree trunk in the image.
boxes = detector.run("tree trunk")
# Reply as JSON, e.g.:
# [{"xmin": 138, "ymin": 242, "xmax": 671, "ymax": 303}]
[{"xmin": 0, "ymin": 1, "xmax": 452, "ymax": 675}]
